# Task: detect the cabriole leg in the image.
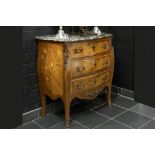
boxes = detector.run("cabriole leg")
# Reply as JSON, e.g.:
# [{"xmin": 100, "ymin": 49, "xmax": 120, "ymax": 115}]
[
  {"xmin": 64, "ymin": 99, "xmax": 71, "ymax": 128},
  {"xmin": 107, "ymin": 85, "xmax": 112, "ymax": 107}
]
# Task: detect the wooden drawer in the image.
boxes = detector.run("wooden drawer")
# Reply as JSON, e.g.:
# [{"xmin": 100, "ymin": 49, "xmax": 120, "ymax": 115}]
[
  {"xmin": 71, "ymin": 72, "xmax": 109, "ymax": 94},
  {"xmin": 71, "ymin": 55, "xmax": 111, "ymax": 78},
  {"xmin": 67, "ymin": 39, "xmax": 110, "ymax": 59}
]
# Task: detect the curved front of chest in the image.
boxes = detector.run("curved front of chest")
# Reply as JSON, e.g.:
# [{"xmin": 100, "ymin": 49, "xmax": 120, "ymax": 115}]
[{"xmin": 66, "ymin": 37, "xmax": 114, "ymax": 100}]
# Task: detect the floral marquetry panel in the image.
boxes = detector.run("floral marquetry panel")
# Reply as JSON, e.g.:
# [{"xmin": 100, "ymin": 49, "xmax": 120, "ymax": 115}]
[{"xmin": 37, "ymin": 42, "xmax": 64, "ymax": 99}]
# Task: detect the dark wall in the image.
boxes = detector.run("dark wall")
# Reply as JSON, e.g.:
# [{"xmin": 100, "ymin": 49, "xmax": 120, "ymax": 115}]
[
  {"xmin": 23, "ymin": 26, "xmax": 57, "ymax": 112},
  {"xmin": 134, "ymin": 27, "xmax": 155, "ymax": 107},
  {"xmin": 0, "ymin": 27, "xmax": 23, "ymax": 128},
  {"xmin": 108, "ymin": 26, "xmax": 134, "ymax": 91}
]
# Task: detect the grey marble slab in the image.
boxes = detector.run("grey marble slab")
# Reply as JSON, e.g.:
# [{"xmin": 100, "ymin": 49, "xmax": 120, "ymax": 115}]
[{"xmin": 35, "ymin": 33, "xmax": 112, "ymax": 42}]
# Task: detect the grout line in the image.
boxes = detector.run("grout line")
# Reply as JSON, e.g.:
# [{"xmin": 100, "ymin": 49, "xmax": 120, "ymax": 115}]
[
  {"xmin": 112, "ymin": 119, "xmax": 134, "ymax": 129},
  {"xmin": 73, "ymin": 120, "xmax": 89, "ymax": 129},
  {"xmin": 91, "ymin": 106, "xmax": 128, "ymax": 120},
  {"xmin": 113, "ymin": 103, "xmax": 152, "ymax": 119},
  {"xmin": 112, "ymin": 87, "xmax": 134, "ymax": 100},
  {"xmin": 118, "ymin": 94, "xmax": 134, "ymax": 101},
  {"xmin": 91, "ymin": 109, "xmax": 134, "ymax": 129},
  {"xmin": 90, "ymin": 109, "xmax": 111, "ymax": 119},
  {"xmin": 92, "ymin": 110, "xmax": 133, "ymax": 129},
  {"xmin": 93, "ymin": 119, "xmax": 112, "ymax": 129},
  {"xmin": 113, "ymin": 102, "xmax": 154, "ymax": 119},
  {"xmin": 32, "ymin": 120, "xmax": 44, "ymax": 129},
  {"xmin": 112, "ymin": 85, "xmax": 134, "ymax": 93},
  {"xmin": 48, "ymin": 121, "xmax": 64, "ymax": 129},
  {"xmin": 110, "ymin": 110, "xmax": 128, "ymax": 119},
  {"xmin": 138, "ymin": 119, "xmax": 153, "ymax": 129},
  {"xmin": 127, "ymin": 109, "xmax": 153, "ymax": 119},
  {"xmin": 111, "ymin": 103, "xmax": 128, "ymax": 110}
]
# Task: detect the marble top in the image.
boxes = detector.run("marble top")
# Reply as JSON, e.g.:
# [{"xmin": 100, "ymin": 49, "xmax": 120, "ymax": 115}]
[{"xmin": 35, "ymin": 33, "xmax": 112, "ymax": 42}]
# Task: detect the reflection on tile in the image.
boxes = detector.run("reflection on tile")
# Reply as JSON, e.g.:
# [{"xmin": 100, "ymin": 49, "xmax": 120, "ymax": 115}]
[
  {"xmin": 114, "ymin": 111, "xmax": 150, "ymax": 129},
  {"xmin": 93, "ymin": 104, "xmax": 126, "ymax": 118},
  {"xmin": 74, "ymin": 110, "xmax": 109, "ymax": 129},
  {"xmin": 141, "ymin": 120, "xmax": 155, "ymax": 129},
  {"xmin": 129, "ymin": 103, "xmax": 155, "ymax": 118}
]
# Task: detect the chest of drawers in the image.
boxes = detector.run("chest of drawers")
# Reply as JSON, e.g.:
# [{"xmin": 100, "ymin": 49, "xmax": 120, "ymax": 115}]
[{"xmin": 36, "ymin": 34, "xmax": 114, "ymax": 127}]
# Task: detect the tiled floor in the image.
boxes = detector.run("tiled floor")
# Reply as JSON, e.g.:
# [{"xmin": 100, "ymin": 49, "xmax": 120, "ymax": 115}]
[{"xmin": 16, "ymin": 95, "xmax": 155, "ymax": 129}]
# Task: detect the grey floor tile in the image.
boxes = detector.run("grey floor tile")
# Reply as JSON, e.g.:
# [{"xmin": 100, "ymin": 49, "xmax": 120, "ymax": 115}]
[
  {"xmin": 93, "ymin": 104, "xmax": 126, "ymax": 118},
  {"xmin": 114, "ymin": 111, "xmax": 150, "ymax": 129},
  {"xmin": 73, "ymin": 110, "xmax": 109, "ymax": 129},
  {"xmin": 96, "ymin": 120, "xmax": 130, "ymax": 129},
  {"xmin": 23, "ymin": 110, "xmax": 39, "ymax": 124},
  {"xmin": 34, "ymin": 113, "xmax": 64, "ymax": 128},
  {"xmin": 129, "ymin": 103, "xmax": 155, "ymax": 118},
  {"xmin": 16, "ymin": 122, "xmax": 42, "ymax": 129},
  {"xmin": 50, "ymin": 121, "xmax": 87, "ymax": 129},
  {"xmin": 141, "ymin": 120, "xmax": 155, "ymax": 129},
  {"xmin": 113, "ymin": 96, "xmax": 137, "ymax": 109}
]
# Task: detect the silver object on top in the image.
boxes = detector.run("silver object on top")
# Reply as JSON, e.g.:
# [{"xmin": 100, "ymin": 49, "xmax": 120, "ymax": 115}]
[
  {"xmin": 93, "ymin": 26, "xmax": 102, "ymax": 35},
  {"xmin": 55, "ymin": 26, "xmax": 68, "ymax": 40}
]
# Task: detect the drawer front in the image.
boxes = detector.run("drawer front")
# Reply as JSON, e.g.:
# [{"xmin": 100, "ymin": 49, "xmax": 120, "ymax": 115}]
[
  {"xmin": 71, "ymin": 72, "xmax": 109, "ymax": 94},
  {"xmin": 71, "ymin": 55, "xmax": 111, "ymax": 78},
  {"xmin": 67, "ymin": 39, "xmax": 110, "ymax": 59},
  {"xmin": 94, "ymin": 40, "xmax": 110, "ymax": 53}
]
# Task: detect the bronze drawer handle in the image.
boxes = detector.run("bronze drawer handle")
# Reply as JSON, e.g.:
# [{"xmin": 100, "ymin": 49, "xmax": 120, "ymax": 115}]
[
  {"xmin": 76, "ymin": 66, "xmax": 85, "ymax": 72},
  {"xmin": 102, "ymin": 75, "xmax": 108, "ymax": 81},
  {"xmin": 92, "ymin": 44, "xmax": 96, "ymax": 51},
  {"xmin": 75, "ymin": 84, "xmax": 81, "ymax": 89},
  {"xmin": 104, "ymin": 59, "xmax": 109, "ymax": 65},
  {"xmin": 101, "ymin": 44, "xmax": 108, "ymax": 49},
  {"xmin": 74, "ymin": 48, "xmax": 83, "ymax": 54},
  {"xmin": 93, "ymin": 79, "xmax": 97, "ymax": 84},
  {"xmin": 75, "ymin": 84, "xmax": 85, "ymax": 89},
  {"xmin": 93, "ymin": 61, "xmax": 97, "ymax": 67}
]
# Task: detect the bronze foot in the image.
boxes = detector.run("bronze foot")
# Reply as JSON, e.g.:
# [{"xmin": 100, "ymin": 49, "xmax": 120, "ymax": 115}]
[{"xmin": 65, "ymin": 120, "xmax": 70, "ymax": 128}]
